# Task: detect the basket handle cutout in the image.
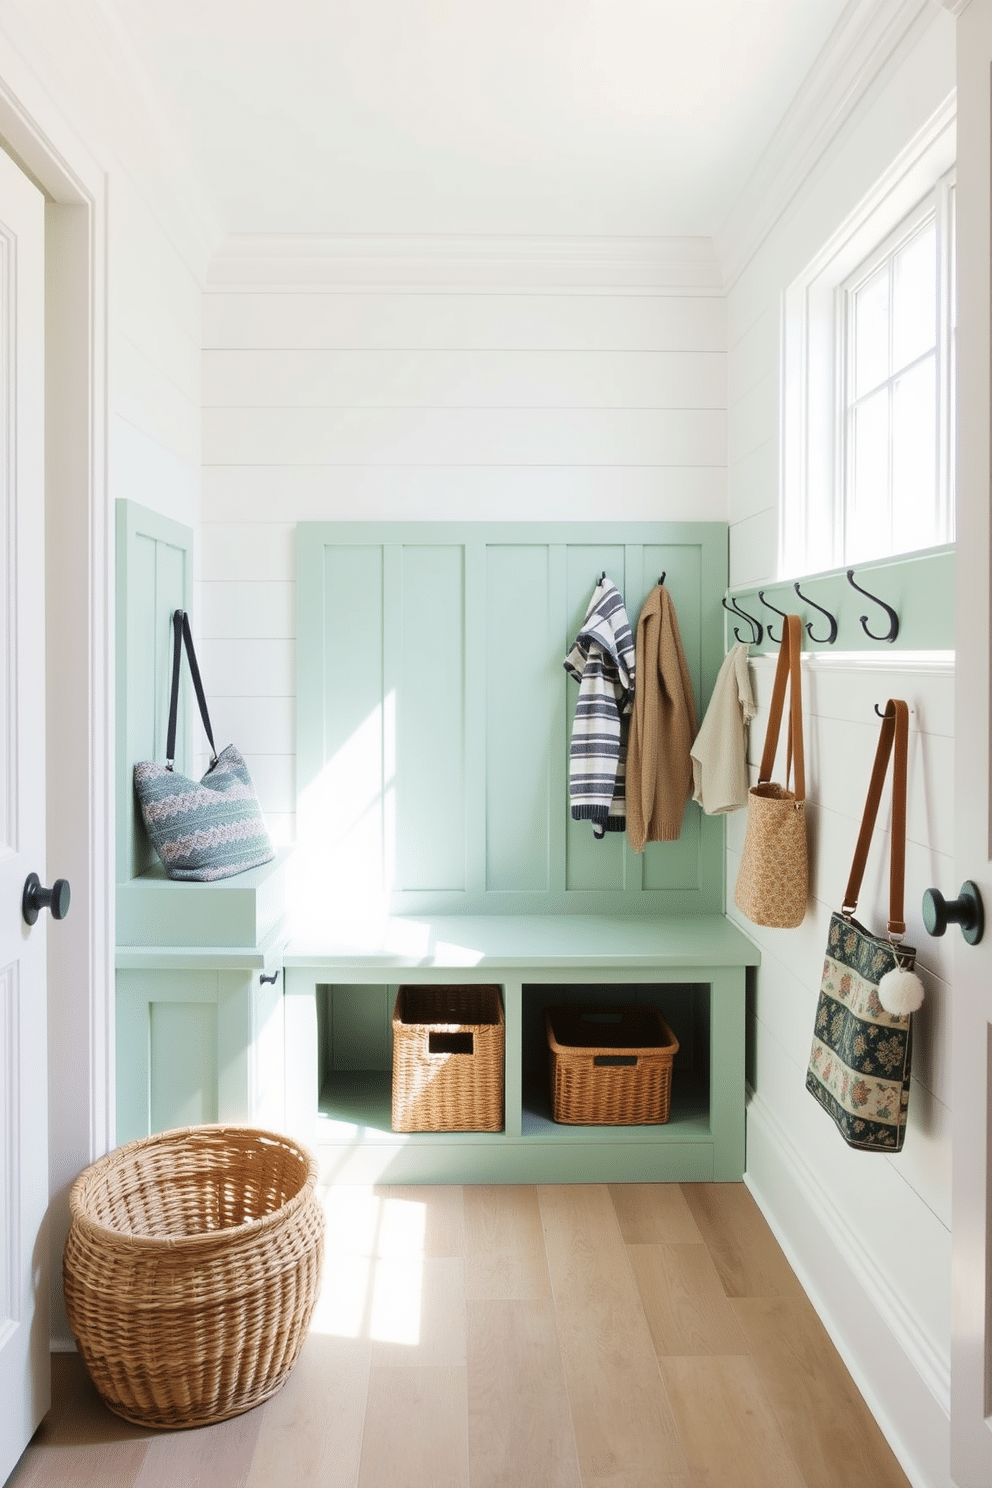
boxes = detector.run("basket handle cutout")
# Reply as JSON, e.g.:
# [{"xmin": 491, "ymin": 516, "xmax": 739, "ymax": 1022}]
[
  {"xmin": 429, "ymin": 1031, "xmax": 474, "ymax": 1055},
  {"xmin": 594, "ymin": 1054, "xmax": 638, "ymax": 1067}
]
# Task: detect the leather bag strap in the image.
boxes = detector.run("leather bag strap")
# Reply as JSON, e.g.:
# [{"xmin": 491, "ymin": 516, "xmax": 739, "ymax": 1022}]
[
  {"xmin": 843, "ymin": 699, "xmax": 909, "ymax": 937},
  {"xmin": 758, "ymin": 613, "xmax": 805, "ymax": 801},
  {"xmin": 166, "ymin": 609, "xmax": 219, "ymax": 770}
]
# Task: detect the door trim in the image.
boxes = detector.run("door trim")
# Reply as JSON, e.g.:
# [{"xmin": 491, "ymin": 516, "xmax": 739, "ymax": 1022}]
[{"xmin": 0, "ymin": 47, "xmax": 111, "ymax": 1346}]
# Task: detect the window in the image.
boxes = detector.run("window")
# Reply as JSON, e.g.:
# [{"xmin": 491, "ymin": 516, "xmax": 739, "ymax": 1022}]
[
  {"xmin": 843, "ymin": 186, "xmax": 955, "ymax": 566},
  {"xmin": 780, "ymin": 119, "xmax": 956, "ymax": 579}
]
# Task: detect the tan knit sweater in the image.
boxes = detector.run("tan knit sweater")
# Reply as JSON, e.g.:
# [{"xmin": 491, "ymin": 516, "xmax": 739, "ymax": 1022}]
[{"xmin": 626, "ymin": 585, "xmax": 698, "ymax": 850}]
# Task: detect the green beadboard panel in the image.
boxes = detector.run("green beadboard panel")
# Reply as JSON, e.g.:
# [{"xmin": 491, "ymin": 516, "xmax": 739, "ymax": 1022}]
[
  {"xmin": 315, "ymin": 543, "xmax": 385, "ymax": 894},
  {"xmin": 297, "ymin": 522, "xmax": 729, "ymax": 916},
  {"xmin": 395, "ymin": 544, "xmax": 466, "ymax": 891},
  {"xmin": 115, "ymin": 500, "xmax": 193, "ymax": 883},
  {"xmin": 150, "ymin": 999, "xmax": 218, "ymax": 1132},
  {"xmin": 486, "ymin": 544, "xmax": 556, "ymax": 891}
]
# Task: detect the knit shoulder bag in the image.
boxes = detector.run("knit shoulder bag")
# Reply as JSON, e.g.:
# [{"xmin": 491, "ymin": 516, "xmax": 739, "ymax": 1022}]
[
  {"xmin": 733, "ymin": 613, "xmax": 808, "ymax": 928},
  {"xmin": 805, "ymin": 699, "xmax": 923, "ymax": 1151},
  {"xmin": 133, "ymin": 610, "xmax": 275, "ymax": 882}
]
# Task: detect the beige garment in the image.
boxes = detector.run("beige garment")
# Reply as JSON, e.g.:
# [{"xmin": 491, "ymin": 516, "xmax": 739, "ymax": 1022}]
[
  {"xmin": 690, "ymin": 642, "xmax": 755, "ymax": 814},
  {"xmin": 626, "ymin": 585, "xmax": 698, "ymax": 850}
]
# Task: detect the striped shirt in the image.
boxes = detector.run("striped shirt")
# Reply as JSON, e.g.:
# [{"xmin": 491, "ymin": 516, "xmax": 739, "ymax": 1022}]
[{"xmin": 564, "ymin": 577, "xmax": 636, "ymax": 838}]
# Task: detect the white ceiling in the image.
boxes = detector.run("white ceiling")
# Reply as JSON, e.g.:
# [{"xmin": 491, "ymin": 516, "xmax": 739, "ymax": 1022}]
[{"xmin": 110, "ymin": 0, "xmax": 853, "ymax": 240}]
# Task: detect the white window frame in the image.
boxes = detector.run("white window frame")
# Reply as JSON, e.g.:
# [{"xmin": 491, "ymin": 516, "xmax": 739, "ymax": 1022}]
[{"xmin": 780, "ymin": 108, "xmax": 956, "ymax": 579}]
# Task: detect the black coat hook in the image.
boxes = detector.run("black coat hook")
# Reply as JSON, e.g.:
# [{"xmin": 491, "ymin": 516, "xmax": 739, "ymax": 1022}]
[
  {"xmin": 721, "ymin": 596, "xmax": 763, "ymax": 646},
  {"xmin": 874, "ymin": 702, "xmax": 911, "ymax": 718},
  {"xmin": 658, "ymin": 572, "xmax": 666, "ymax": 586},
  {"xmin": 757, "ymin": 590, "xmax": 789, "ymax": 645},
  {"xmin": 846, "ymin": 570, "xmax": 899, "ymax": 643},
  {"xmin": 794, "ymin": 582, "xmax": 838, "ymax": 644},
  {"xmin": 599, "ymin": 570, "xmax": 606, "ymax": 584}
]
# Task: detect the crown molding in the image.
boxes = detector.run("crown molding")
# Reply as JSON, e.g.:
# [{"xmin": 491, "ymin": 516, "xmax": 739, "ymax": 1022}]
[
  {"xmin": 205, "ymin": 233, "xmax": 724, "ymax": 294},
  {"xmin": 936, "ymin": 0, "xmax": 970, "ymax": 14},
  {"xmin": 715, "ymin": 0, "xmax": 942, "ymax": 289}
]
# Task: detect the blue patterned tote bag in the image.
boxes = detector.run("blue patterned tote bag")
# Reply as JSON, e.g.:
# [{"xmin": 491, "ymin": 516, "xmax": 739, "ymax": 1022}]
[
  {"xmin": 133, "ymin": 610, "xmax": 275, "ymax": 881},
  {"xmin": 805, "ymin": 700, "xmax": 923, "ymax": 1152}
]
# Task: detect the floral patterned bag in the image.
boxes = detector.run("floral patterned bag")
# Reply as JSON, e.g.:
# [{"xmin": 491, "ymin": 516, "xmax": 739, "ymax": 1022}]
[{"xmin": 805, "ymin": 700, "xmax": 923, "ymax": 1152}]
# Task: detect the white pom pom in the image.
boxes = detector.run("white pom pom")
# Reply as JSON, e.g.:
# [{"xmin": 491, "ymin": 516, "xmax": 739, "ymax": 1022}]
[{"xmin": 877, "ymin": 966, "xmax": 925, "ymax": 1015}]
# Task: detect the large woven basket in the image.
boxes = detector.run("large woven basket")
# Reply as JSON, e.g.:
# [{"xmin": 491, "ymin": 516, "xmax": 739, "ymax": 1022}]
[
  {"xmin": 392, "ymin": 984, "xmax": 504, "ymax": 1131},
  {"xmin": 546, "ymin": 1005, "xmax": 679, "ymax": 1125},
  {"xmin": 63, "ymin": 1125, "xmax": 325, "ymax": 1430}
]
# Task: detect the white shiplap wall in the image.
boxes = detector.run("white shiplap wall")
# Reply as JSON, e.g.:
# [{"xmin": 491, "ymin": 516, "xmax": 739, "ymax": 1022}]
[
  {"xmin": 0, "ymin": 0, "xmax": 219, "ymax": 1347},
  {"xmin": 0, "ymin": 0, "xmax": 213, "ymax": 532},
  {"xmin": 725, "ymin": 10, "xmax": 957, "ymax": 1488},
  {"xmin": 199, "ymin": 249, "xmax": 727, "ymax": 841}
]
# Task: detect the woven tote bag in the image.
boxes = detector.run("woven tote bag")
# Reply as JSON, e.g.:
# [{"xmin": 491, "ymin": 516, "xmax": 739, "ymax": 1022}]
[
  {"xmin": 806, "ymin": 700, "xmax": 921, "ymax": 1151},
  {"xmin": 733, "ymin": 613, "xmax": 808, "ymax": 928},
  {"xmin": 134, "ymin": 610, "xmax": 275, "ymax": 882}
]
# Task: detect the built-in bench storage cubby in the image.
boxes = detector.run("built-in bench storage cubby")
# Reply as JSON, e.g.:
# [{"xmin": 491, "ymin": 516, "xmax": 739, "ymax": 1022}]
[
  {"xmin": 284, "ymin": 912, "xmax": 757, "ymax": 1183},
  {"xmin": 520, "ymin": 981, "xmax": 709, "ymax": 1134}
]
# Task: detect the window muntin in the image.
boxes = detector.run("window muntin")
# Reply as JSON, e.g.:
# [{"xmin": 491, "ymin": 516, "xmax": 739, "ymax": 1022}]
[{"xmin": 843, "ymin": 203, "xmax": 949, "ymax": 567}]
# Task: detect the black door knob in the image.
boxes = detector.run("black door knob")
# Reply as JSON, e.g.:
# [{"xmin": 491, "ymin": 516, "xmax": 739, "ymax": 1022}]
[
  {"xmin": 22, "ymin": 873, "xmax": 71, "ymax": 926},
  {"xmin": 922, "ymin": 881, "xmax": 984, "ymax": 945}
]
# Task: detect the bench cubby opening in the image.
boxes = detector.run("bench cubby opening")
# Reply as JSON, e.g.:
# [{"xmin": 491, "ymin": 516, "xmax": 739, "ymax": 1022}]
[{"xmin": 519, "ymin": 981, "xmax": 711, "ymax": 1138}]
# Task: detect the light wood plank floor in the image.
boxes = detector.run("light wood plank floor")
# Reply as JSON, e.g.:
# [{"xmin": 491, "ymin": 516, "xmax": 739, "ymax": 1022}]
[{"xmin": 6, "ymin": 1181, "xmax": 910, "ymax": 1488}]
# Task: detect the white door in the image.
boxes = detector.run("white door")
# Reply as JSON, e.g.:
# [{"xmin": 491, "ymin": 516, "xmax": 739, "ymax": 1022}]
[
  {"xmin": 0, "ymin": 148, "xmax": 49, "ymax": 1481},
  {"xmin": 952, "ymin": 1, "xmax": 992, "ymax": 1482}
]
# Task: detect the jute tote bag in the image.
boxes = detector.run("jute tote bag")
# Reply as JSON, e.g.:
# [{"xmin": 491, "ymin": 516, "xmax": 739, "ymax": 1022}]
[{"xmin": 733, "ymin": 613, "xmax": 808, "ymax": 928}]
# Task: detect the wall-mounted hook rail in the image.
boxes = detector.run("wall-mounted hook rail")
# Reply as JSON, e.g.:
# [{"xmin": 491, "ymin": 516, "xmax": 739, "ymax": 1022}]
[
  {"xmin": 721, "ymin": 596, "xmax": 763, "ymax": 646},
  {"xmin": 757, "ymin": 590, "xmax": 789, "ymax": 645},
  {"xmin": 794, "ymin": 582, "xmax": 837, "ymax": 644},
  {"xmin": 847, "ymin": 569, "xmax": 899, "ymax": 643}
]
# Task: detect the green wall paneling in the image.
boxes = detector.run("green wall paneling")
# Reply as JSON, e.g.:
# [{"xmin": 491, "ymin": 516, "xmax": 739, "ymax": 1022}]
[
  {"xmin": 115, "ymin": 501, "xmax": 295, "ymax": 1147},
  {"xmin": 726, "ymin": 543, "xmax": 954, "ymax": 655},
  {"xmin": 115, "ymin": 500, "xmax": 193, "ymax": 883},
  {"xmin": 297, "ymin": 521, "xmax": 730, "ymax": 917}
]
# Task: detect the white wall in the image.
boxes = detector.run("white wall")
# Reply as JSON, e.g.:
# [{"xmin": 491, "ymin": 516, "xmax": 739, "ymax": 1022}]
[
  {"xmin": 199, "ymin": 246, "xmax": 728, "ymax": 841},
  {"xmin": 0, "ymin": 0, "xmax": 221, "ymax": 1345},
  {"xmin": 723, "ymin": 9, "xmax": 957, "ymax": 1488},
  {"xmin": 0, "ymin": 0, "xmax": 213, "ymax": 531}
]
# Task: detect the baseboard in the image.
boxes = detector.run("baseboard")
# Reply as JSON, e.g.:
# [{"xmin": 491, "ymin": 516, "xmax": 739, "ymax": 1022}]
[{"xmin": 745, "ymin": 1089, "xmax": 954, "ymax": 1488}]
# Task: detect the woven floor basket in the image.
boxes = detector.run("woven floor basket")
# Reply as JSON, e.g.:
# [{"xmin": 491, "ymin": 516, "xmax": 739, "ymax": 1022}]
[
  {"xmin": 392, "ymin": 984, "xmax": 504, "ymax": 1132},
  {"xmin": 546, "ymin": 1006, "xmax": 679, "ymax": 1125},
  {"xmin": 63, "ymin": 1125, "xmax": 325, "ymax": 1430}
]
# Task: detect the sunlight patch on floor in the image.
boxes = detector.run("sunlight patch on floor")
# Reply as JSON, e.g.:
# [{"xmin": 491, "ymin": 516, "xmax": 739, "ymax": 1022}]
[{"xmin": 310, "ymin": 1185, "xmax": 427, "ymax": 1346}]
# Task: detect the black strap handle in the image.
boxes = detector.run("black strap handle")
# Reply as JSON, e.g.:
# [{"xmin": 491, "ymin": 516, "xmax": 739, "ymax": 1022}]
[{"xmin": 166, "ymin": 610, "xmax": 218, "ymax": 770}]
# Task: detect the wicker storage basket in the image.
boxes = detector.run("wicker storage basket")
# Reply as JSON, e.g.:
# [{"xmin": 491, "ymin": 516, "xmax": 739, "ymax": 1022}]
[
  {"xmin": 546, "ymin": 1005, "xmax": 679, "ymax": 1125},
  {"xmin": 392, "ymin": 984, "xmax": 504, "ymax": 1132},
  {"xmin": 63, "ymin": 1124, "xmax": 325, "ymax": 1430}
]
